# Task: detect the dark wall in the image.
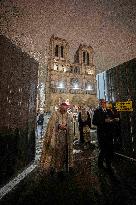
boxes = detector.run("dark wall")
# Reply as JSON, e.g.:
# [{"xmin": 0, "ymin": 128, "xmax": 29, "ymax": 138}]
[
  {"xmin": 103, "ymin": 59, "xmax": 136, "ymax": 158},
  {"xmin": 0, "ymin": 35, "xmax": 38, "ymax": 187}
]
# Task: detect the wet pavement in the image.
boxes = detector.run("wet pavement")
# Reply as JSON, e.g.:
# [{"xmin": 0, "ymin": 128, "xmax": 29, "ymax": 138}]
[
  {"xmin": 1, "ymin": 116, "xmax": 136, "ymax": 205},
  {"xmin": 1, "ymin": 136, "xmax": 136, "ymax": 205},
  {"xmin": 0, "ymin": 114, "xmax": 50, "ymax": 200}
]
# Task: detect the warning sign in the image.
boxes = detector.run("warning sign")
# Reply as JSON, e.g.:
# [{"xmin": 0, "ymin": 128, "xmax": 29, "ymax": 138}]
[{"xmin": 115, "ymin": 101, "xmax": 133, "ymax": 112}]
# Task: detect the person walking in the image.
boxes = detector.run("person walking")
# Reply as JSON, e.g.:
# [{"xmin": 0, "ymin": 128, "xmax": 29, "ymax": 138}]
[
  {"xmin": 37, "ymin": 112, "xmax": 44, "ymax": 137},
  {"xmin": 92, "ymin": 99, "xmax": 118, "ymax": 173}
]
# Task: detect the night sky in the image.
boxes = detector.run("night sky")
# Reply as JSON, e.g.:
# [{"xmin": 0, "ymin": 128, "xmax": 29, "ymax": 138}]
[{"xmin": 0, "ymin": 0, "xmax": 136, "ymax": 72}]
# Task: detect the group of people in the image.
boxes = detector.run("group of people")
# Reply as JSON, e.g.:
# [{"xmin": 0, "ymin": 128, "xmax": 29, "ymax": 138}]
[
  {"xmin": 77, "ymin": 100, "xmax": 121, "ymax": 174},
  {"xmin": 40, "ymin": 99, "xmax": 121, "ymax": 178}
]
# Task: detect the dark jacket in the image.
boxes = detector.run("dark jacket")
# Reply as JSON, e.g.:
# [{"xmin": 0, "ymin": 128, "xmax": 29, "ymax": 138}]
[
  {"xmin": 37, "ymin": 114, "xmax": 44, "ymax": 125},
  {"xmin": 92, "ymin": 107, "xmax": 115, "ymax": 142},
  {"xmin": 78, "ymin": 111, "xmax": 91, "ymax": 129}
]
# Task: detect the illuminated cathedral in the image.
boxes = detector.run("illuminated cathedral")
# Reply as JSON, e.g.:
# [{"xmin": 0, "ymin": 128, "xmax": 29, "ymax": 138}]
[{"xmin": 45, "ymin": 35, "xmax": 97, "ymax": 112}]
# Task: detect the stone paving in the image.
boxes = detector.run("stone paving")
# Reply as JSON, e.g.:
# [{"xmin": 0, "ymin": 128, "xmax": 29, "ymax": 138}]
[
  {"xmin": 1, "ymin": 116, "xmax": 136, "ymax": 204},
  {"xmin": 1, "ymin": 133, "xmax": 136, "ymax": 205}
]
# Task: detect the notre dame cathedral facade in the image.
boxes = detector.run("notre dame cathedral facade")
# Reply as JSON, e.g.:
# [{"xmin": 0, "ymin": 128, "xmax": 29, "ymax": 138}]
[{"xmin": 45, "ymin": 35, "xmax": 97, "ymax": 112}]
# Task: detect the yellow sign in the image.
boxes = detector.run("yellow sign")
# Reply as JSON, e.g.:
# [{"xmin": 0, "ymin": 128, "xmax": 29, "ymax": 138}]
[{"xmin": 115, "ymin": 101, "xmax": 133, "ymax": 112}]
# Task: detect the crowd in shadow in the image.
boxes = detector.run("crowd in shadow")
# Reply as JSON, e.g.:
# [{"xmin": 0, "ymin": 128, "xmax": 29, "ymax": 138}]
[
  {"xmin": 39, "ymin": 98, "xmax": 122, "ymax": 180},
  {"xmin": 2, "ymin": 101, "xmax": 136, "ymax": 205}
]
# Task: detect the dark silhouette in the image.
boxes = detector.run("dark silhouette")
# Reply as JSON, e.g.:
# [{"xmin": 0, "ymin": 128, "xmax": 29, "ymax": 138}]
[
  {"xmin": 78, "ymin": 108, "xmax": 91, "ymax": 144},
  {"xmin": 37, "ymin": 114, "xmax": 44, "ymax": 126},
  {"xmin": 92, "ymin": 99, "xmax": 119, "ymax": 173}
]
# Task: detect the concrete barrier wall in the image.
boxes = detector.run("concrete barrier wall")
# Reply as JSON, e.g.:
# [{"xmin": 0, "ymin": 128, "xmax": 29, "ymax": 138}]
[{"xmin": 0, "ymin": 35, "xmax": 38, "ymax": 187}]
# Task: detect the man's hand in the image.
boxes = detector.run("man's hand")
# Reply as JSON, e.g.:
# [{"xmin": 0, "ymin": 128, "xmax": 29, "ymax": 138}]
[
  {"xmin": 105, "ymin": 118, "xmax": 113, "ymax": 123},
  {"xmin": 113, "ymin": 118, "xmax": 120, "ymax": 122}
]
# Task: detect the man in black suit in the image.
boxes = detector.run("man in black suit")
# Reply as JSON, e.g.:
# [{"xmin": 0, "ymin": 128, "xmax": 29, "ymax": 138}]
[{"xmin": 92, "ymin": 99, "xmax": 118, "ymax": 172}]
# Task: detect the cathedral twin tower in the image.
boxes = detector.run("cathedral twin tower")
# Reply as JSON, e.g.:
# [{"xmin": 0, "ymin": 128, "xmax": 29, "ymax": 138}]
[{"xmin": 45, "ymin": 35, "xmax": 97, "ymax": 112}]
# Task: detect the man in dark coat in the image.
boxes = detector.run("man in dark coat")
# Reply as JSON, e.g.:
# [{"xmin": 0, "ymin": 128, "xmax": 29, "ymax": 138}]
[
  {"xmin": 92, "ymin": 99, "xmax": 117, "ymax": 172},
  {"xmin": 37, "ymin": 113, "xmax": 44, "ymax": 137},
  {"xmin": 37, "ymin": 113, "xmax": 44, "ymax": 126},
  {"xmin": 78, "ymin": 107, "xmax": 91, "ymax": 144}
]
